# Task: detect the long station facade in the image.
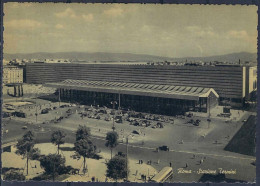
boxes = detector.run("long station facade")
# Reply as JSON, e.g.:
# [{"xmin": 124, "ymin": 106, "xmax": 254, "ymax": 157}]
[{"xmin": 25, "ymin": 62, "xmax": 257, "ymax": 115}]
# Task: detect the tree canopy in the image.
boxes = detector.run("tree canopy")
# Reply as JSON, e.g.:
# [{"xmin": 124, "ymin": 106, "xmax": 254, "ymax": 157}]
[
  {"xmin": 105, "ymin": 131, "xmax": 119, "ymax": 149},
  {"xmin": 74, "ymin": 125, "xmax": 96, "ymax": 174},
  {"xmin": 74, "ymin": 138, "xmax": 96, "ymax": 158},
  {"xmin": 51, "ymin": 130, "xmax": 66, "ymax": 154},
  {"xmin": 39, "ymin": 154, "xmax": 66, "ymax": 176},
  {"xmin": 15, "ymin": 131, "xmax": 38, "ymax": 175},
  {"xmin": 105, "ymin": 131, "xmax": 119, "ymax": 159},
  {"xmin": 75, "ymin": 125, "xmax": 91, "ymax": 141},
  {"xmin": 4, "ymin": 170, "xmax": 25, "ymax": 181},
  {"xmin": 16, "ymin": 131, "xmax": 35, "ymax": 157},
  {"xmin": 106, "ymin": 155, "xmax": 128, "ymax": 181}
]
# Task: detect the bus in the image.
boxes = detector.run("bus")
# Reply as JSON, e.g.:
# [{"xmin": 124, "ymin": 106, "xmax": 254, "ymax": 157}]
[{"xmin": 150, "ymin": 167, "xmax": 173, "ymax": 182}]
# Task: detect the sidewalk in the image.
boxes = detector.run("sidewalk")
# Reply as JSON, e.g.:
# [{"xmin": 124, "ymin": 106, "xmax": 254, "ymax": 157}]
[{"xmin": 189, "ymin": 106, "xmax": 247, "ymax": 121}]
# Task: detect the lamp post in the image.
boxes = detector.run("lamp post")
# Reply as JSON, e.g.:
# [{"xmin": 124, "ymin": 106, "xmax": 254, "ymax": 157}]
[
  {"xmin": 118, "ymin": 93, "xmax": 121, "ymax": 110},
  {"xmin": 58, "ymin": 88, "xmax": 61, "ymax": 107},
  {"xmin": 207, "ymin": 95, "xmax": 211, "ymax": 129},
  {"xmin": 125, "ymin": 133, "xmax": 132, "ymax": 182},
  {"xmin": 111, "ymin": 101, "xmax": 117, "ymax": 131},
  {"xmin": 35, "ymin": 93, "xmax": 38, "ymax": 123}
]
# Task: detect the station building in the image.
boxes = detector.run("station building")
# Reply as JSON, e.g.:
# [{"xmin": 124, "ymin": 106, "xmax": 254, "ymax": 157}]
[
  {"xmin": 45, "ymin": 79, "xmax": 219, "ymax": 115},
  {"xmin": 25, "ymin": 63, "xmax": 257, "ymax": 114}
]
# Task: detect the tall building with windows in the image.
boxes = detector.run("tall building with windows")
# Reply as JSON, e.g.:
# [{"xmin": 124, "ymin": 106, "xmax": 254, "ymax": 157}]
[
  {"xmin": 26, "ymin": 63, "xmax": 257, "ymax": 108},
  {"xmin": 3, "ymin": 66, "xmax": 23, "ymax": 84}
]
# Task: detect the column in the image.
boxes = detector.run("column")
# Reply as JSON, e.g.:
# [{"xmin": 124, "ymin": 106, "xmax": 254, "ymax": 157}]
[
  {"xmin": 21, "ymin": 85, "xmax": 23, "ymax": 96},
  {"xmin": 14, "ymin": 86, "xmax": 17, "ymax": 97},
  {"xmin": 18, "ymin": 85, "xmax": 21, "ymax": 97},
  {"xmin": 118, "ymin": 93, "xmax": 121, "ymax": 109}
]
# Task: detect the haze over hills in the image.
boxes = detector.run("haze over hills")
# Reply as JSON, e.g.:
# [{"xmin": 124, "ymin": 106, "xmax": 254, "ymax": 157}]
[{"xmin": 4, "ymin": 52, "xmax": 257, "ymax": 63}]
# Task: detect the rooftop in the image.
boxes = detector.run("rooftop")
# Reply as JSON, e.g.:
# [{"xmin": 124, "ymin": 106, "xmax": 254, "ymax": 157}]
[{"xmin": 45, "ymin": 79, "xmax": 219, "ymax": 101}]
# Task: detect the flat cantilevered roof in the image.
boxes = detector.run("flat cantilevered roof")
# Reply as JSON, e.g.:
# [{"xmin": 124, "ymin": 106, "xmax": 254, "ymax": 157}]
[{"xmin": 45, "ymin": 79, "xmax": 219, "ymax": 101}]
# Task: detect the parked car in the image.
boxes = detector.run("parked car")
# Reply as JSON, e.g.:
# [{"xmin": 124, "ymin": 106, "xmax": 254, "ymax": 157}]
[
  {"xmin": 132, "ymin": 130, "xmax": 140, "ymax": 135},
  {"xmin": 186, "ymin": 113, "xmax": 193, "ymax": 117},
  {"xmin": 12, "ymin": 111, "xmax": 26, "ymax": 118},
  {"xmin": 22, "ymin": 126, "xmax": 28, "ymax": 130},
  {"xmin": 159, "ymin": 145, "xmax": 169, "ymax": 151},
  {"xmin": 41, "ymin": 108, "xmax": 49, "ymax": 114},
  {"xmin": 66, "ymin": 109, "xmax": 72, "ymax": 113},
  {"xmin": 193, "ymin": 119, "xmax": 201, "ymax": 126},
  {"xmin": 115, "ymin": 116, "xmax": 123, "ymax": 123},
  {"xmin": 156, "ymin": 122, "xmax": 164, "ymax": 128}
]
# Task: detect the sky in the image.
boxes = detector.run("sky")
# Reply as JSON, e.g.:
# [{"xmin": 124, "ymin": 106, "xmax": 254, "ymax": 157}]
[{"xmin": 3, "ymin": 3, "xmax": 258, "ymax": 58}]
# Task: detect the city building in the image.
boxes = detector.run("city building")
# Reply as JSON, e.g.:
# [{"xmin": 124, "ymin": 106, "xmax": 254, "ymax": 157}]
[
  {"xmin": 46, "ymin": 79, "xmax": 219, "ymax": 115},
  {"xmin": 3, "ymin": 66, "xmax": 23, "ymax": 84},
  {"xmin": 25, "ymin": 63, "xmax": 257, "ymax": 111}
]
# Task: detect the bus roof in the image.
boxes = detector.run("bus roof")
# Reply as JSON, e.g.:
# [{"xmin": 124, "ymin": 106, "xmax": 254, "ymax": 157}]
[{"xmin": 151, "ymin": 167, "xmax": 173, "ymax": 182}]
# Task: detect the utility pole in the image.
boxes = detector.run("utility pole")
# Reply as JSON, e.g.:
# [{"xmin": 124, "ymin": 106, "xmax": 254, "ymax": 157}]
[
  {"xmin": 26, "ymin": 154, "xmax": 29, "ymax": 175},
  {"xmin": 208, "ymin": 95, "xmax": 211, "ymax": 118},
  {"xmin": 58, "ymin": 88, "xmax": 61, "ymax": 107},
  {"xmin": 35, "ymin": 93, "xmax": 38, "ymax": 123},
  {"xmin": 111, "ymin": 101, "xmax": 117, "ymax": 131},
  {"xmin": 126, "ymin": 136, "xmax": 129, "ymax": 182},
  {"xmin": 207, "ymin": 95, "xmax": 211, "ymax": 129},
  {"xmin": 118, "ymin": 93, "xmax": 121, "ymax": 110}
]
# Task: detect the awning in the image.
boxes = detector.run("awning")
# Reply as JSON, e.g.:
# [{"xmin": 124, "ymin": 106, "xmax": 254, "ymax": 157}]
[{"xmin": 45, "ymin": 79, "xmax": 219, "ymax": 101}]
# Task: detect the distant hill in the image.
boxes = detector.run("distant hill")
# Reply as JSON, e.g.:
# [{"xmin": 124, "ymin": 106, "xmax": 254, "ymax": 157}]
[
  {"xmin": 177, "ymin": 52, "xmax": 257, "ymax": 63},
  {"xmin": 4, "ymin": 51, "xmax": 257, "ymax": 63}
]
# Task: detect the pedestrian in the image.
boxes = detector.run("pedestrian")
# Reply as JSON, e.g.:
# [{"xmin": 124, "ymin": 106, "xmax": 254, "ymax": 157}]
[
  {"xmin": 185, "ymin": 163, "xmax": 188, "ymax": 168},
  {"xmin": 169, "ymin": 162, "xmax": 172, "ymax": 167},
  {"xmin": 157, "ymin": 159, "xmax": 160, "ymax": 164}
]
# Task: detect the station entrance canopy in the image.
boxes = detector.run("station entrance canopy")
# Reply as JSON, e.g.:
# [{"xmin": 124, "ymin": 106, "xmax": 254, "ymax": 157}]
[{"xmin": 45, "ymin": 79, "xmax": 219, "ymax": 101}]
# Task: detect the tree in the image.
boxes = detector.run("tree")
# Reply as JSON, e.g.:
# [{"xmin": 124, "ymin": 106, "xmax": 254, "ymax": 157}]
[
  {"xmin": 105, "ymin": 131, "xmax": 119, "ymax": 159},
  {"xmin": 51, "ymin": 130, "xmax": 66, "ymax": 154},
  {"xmin": 15, "ymin": 131, "xmax": 38, "ymax": 175},
  {"xmin": 76, "ymin": 125, "xmax": 91, "ymax": 141},
  {"xmin": 4, "ymin": 170, "xmax": 25, "ymax": 181},
  {"xmin": 74, "ymin": 125, "xmax": 95, "ymax": 174},
  {"xmin": 106, "ymin": 155, "xmax": 128, "ymax": 181},
  {"xmin": 39, "ymin": 153, "xmax": 66, "ymax": 181}
]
